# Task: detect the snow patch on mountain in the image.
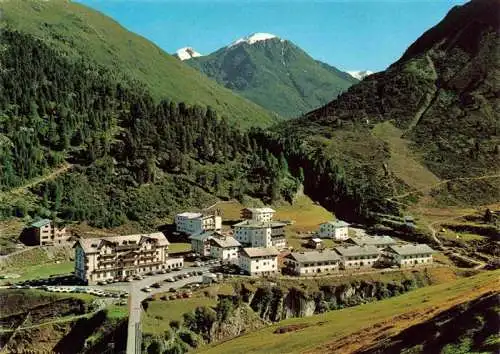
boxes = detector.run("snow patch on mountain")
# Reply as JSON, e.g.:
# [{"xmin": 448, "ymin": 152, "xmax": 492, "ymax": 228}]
[
  {"xmin": 347, "ymin": 70, "xmax": 374, "ymax": 80},
  {"xmin": 175, "ymin": 47, "xmax": 202, "ymax": 61},
  {"xmin": 229, "ymin": 33, "xmax": 278, "ymax": 47}
]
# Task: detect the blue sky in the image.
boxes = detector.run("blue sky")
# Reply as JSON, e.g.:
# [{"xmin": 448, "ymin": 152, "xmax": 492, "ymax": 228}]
[{"xmin": 78, "ymin": 0, "xmax": 466, "ymax": 72}]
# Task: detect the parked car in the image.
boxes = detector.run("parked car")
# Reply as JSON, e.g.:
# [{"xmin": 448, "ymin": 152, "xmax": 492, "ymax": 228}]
[
  {"xmin": 169, "ymin": 287, "xmax": 176, "ymax": 292},
  {"xmin": 151, "ymin": 282, "xmax": 161, "ymax": 289},
  {"xmin": 141, "ymin": 287, "xmax": 152, "ymax": 293}
]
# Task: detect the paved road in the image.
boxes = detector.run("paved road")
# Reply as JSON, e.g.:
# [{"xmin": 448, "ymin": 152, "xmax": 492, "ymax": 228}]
[{"xmin": 122, "ymin": 266, "xmax": 211, "ymax": 354}]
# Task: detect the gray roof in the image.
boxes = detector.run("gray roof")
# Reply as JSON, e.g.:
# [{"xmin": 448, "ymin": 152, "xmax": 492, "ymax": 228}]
[
  {"xmin": 350, "ymin": 236, "xmax": 396, "ymax": 246},
  {"xmin": 233, "ymin": 220, "xmax": 286, "ymax": 229},
  {"xmin": 287, "ymin": 250, "xmax": 340, "ymax": 263},
  {"xmin": 334, "ymin": 245, "xmax": 380, "ymax": 257},
  {"xmin": 210, "ymin": 237, "xmax": 241, "ymax": 248},
  {"xmin": 323, "ymin": 220, "xmax": 349, "ymax": 228},
  {"xmin": 242, "ymin": 247, "xmax": 280, "ymax": 258},
  {"xmin": 387, "ymin": 244, "xmax": 435, "ymax": 255}
]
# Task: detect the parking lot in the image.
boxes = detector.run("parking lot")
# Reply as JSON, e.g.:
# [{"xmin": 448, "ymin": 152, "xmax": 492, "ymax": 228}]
[{"xmin": 4, "ymin": 259, "xmax": 223, "ymax": 301}]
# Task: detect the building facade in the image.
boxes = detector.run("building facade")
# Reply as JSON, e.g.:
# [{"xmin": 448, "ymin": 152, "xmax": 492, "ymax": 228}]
[
  {"xmin": 319, "ymin": 220, "xmax": 349, "ymax": 240},
  {"xmin": 175, "ymin": 212, "xmax": 222, "ymax": 235},
  {"xmin": 241, "ymin": 207, "xmax": 276, "ymax": 222},
  {"xmin": 233, "ymin": 220, "xmax": 287, "ymax": 249},
  {"xmin": 381, "ymin": 244, "xmax": 435, "ymax": 267},
  {"xmin": 285, "ymin": 250, "xmax": 340, "ymax": 275},
  {"xmin": 334, "ymin": 245, "xmax": 380, "ymax": 269},
  {"xmin": 189, "ymin": 231, "xmax": 218, "ymax": 257},
  {"xmin": 238, "ymin": 247, "xmax": 279, "ymax": 276},
  {"xmin": 74, "ymin": 233, "xmax": 175, "ymax": 284},
  {"xmin": 209, "ymin": 236, "xmax": 241, "ymax": 263},
  {"xmin": 31, "ymin": 219, "xmax": 71, "ymax": 246}
]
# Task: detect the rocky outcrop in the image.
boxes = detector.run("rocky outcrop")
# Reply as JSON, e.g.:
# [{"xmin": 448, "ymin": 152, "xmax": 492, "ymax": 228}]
[
  {"xmin": 209, "ymin": 304, "xmax": 267, "ymax": 343},
  {"xmin": 242, "ymin": 277, "xmax": 424, "ymax": 322}
]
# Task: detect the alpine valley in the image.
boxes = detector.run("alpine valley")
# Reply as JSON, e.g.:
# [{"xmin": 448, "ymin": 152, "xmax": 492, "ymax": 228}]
[{"xmin": 0, "ymin": 0, "xmax": 499, "ymax": 353}]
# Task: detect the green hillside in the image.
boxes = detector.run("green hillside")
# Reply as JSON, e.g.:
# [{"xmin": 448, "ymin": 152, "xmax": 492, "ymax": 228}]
[
  {"xmin": 188, "ymin": 36, "xmax": 357, "ymax": 118},
  {"xmin": 258, "ymin": 0, "xmax": 500, "ymax": 223},
  {"xmin": 0, "ymin": 29, "xmax": 300, "ymax": 227},
  {"xmin": 0, "ymin": 0, "xmax": 278, "ymax": 129}
]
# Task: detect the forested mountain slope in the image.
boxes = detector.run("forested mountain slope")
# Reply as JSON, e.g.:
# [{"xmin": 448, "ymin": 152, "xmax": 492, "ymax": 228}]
[
  {"xmin": 188, "ymin": 36, "xmax": 357, "ymax": 118},
  {"xmin": 259, "ymin": 0, "xmax": 499, "ymax": 221},
  {"xmin": 0, "ymin": 30, "xmax": 299, "ymax": 227},
  {"xmin": 0, "ymin": 0, "xmax": 278, "ymax": 129}
]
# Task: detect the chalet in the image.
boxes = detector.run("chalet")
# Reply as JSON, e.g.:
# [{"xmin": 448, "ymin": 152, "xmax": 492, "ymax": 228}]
[
  {"xmin": 319, "ymin": 220, "xmax": 349, "ymax": 240},
  {"xmin": 347, "ymin": 235, "xmax": 397, "ymax": 249},
  {"xmin": 382, "ymin": 244, "xmax": 435, "ymax": 267},
  {"xmin": 209, "ymin": 236, "xmax": 241, "ymax": 263},
  {"xmin": 334, "ymin": 245, "xmax": 380, "ymax": 269},
  {"xmin": 30, "ymin": 219, "xmax": 71, "ymax": 246},
  {"xmin": 240, "ymin": 207, "xmax": 276, "ymax": 222},
  {"xmin": 238, "ymin": 247, "xmax": 279, "ymax": 276},
  {"xmin": 175, "ymin": 212, "xmax": 221, "ymax": 235},
  {"xmin": 285, "ymin": 250, "xmax": 340, "ymax": 275}
]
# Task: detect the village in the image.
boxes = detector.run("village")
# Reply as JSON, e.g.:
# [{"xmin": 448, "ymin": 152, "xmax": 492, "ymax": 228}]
[{"xmin": 21, "ymin": 206, "xmax": 437, "ymax": 287}]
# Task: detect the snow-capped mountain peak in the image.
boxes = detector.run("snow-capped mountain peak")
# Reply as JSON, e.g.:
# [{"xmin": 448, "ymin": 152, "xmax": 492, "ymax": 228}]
[
  {"xmin": 229, "ymin": 33, "xmax": 279, "ymax": 47},
  {"xmin": 175, "ymin": 47, "xmax": 202, "ymax": 61},
  {"xmin": 347, "ymin": 70, "xmax": 374, "ymax": 80}
]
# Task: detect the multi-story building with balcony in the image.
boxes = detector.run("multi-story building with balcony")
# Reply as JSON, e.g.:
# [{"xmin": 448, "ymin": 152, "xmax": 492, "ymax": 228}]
[
  {"xmin": 73, "ymin": 233, "xmax": 179, "ymax": 284},
  {"xmin": 233, "ymin": 220, "xmax": 287, "ymax": 250}
]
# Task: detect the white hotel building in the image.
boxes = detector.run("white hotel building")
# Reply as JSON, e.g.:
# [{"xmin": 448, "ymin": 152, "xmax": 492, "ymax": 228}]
[
  {"xmin": 233, "ymin": 220, "xmax": 287, "ymax": 250},
  {"xmin": 175, "ymin": 212, "xmax": 222, "ymax": 235}
]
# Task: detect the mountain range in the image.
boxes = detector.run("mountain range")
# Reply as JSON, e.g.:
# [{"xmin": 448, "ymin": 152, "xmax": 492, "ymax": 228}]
[{"xmin": 184, "ymin": 33, "xmax": 358, "ymax": 118}]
